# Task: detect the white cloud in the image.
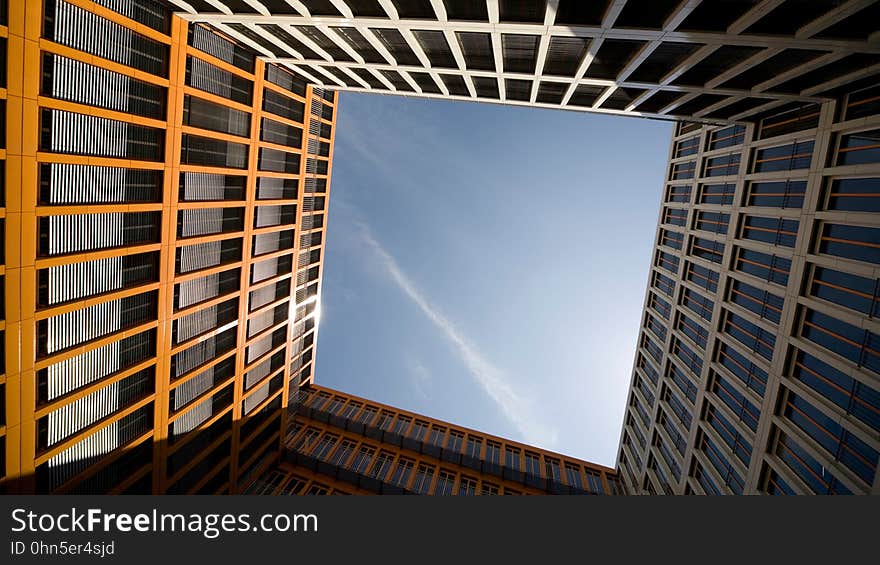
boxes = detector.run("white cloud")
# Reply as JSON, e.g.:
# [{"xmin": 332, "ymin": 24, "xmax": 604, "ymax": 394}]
[{"xmin": 355, "ymin": 221, "xmax": 558, "ymax": 448}]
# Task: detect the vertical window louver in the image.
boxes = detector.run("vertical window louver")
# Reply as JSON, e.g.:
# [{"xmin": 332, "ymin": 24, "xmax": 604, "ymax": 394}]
[
  {"xmin": 41, "ymin": 109, "xmax": 164, "ymax": 161},
  {"xmin": 185, "ymin": 56, "xmax": 253, "ymax": 104},
  {"xmin": 39, "ymin": 163, "xmax": 162, "ymax": 204},
  {"xmin": 257, "ymin": 177, "xmax": 298, "ymax": 200},
  {"xmin": 41, "ymin": 53, "xmax": 167, "ymax": 119},
  {"xmin": 245, "ymin": 350, "xmax": 285, "ymax": 391},
  {"xmin": 171, "ymin": 357, "xmax": 235, "ymax": 412},
  {"xmin": 179, "ymin": 172, "xmax": 246, "ymax": 202},
  {"xmin": 38, "ymin": 367, "xmax": 155, "ymax": 450},
  {"xmin": 247, "ymin": 303, "xmax": 287, "ymax": 339},
  {"xmin": 254, "ymin": 205, "xmax": 296, "ymax": 228},
  {"xmin": 37, "ymin": 252, "xmax": 158, "ymax": 307},
  {"xmin": 38, "ymin": 291, "xmax": 157, "ymax": 356},
  {"xmin": 253, "ymin": 230, "xmax": 294, "ymax": 256},
  {"xmin": 170, "ymin": 384, "xmax": 233, "ymax": 440},
  {"xmin": 173, "ymin": 298, "xmax": 238, "ymax": 344},
  {"xmin": 39, "ymin": 404, "xmax": 153, "ymax": 492},
  {"xmin": 177, "ymin": 207, "xmax": 244, "ymax": 238},
  {"xmin": 189, "ymin": 23, "xmax": 256, "ymax": 73},
  {"xmin": 43, "ymin": 0, "xmax": 169, "ymax": 76},
  {"xmin": 246, "ymin": 327, "xmax": 287, "ymax": 364},
  {"xmin": 171, "ymin": 327, "xmax": 237, "ymax": 379},
  {"xmin": 174, "ymin": 268, "xmax": 240, "ymax": 310},
  {"xmin": 39, "ymin": 212, "xmax": 160, "ymax": 256},
  {"xmin": 180, "ymin": 134, "xmax": 248, "ymax": 169},
  {"xmin": 251, "ymin": 255, "xmax": 293, "ymax": 284},
  {"xmin": 175, "ymin": 238, "xmax": 242, "ymax": 274},
  {"xmin": 38, "ymin": 330, "xmax": 156, "ymax": 403}
]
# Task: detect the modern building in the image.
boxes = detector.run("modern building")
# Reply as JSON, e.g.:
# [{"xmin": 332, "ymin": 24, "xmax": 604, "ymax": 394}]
[
  {"xmin": 618, "ymin": 83, "xmax": 880, "ymax": 495},
  {"xmin": 246, "ymin": 384, "xmax": 622, "ymax": 495},
  {"xmin": 2, "ymin": 0, "xmax": 879, "ymax": 494}
]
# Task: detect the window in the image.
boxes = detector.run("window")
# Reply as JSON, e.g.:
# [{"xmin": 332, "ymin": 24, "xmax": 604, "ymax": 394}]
[
  {"xmin": 292, "ymin": 427, "xmax": 320, "ymax": 452},
  {"xmin": 663, "ymin": 207, "xmax": 688, "ymax": 227},
  {"xmin": 762, "ymin": 468, "xmax": 797, "ymax": 495},
  {"xmin": 668, "ymin": 362, "xmax": 698, "ymax": 404},
  {"xmin": 723, "ymin": 310, "xmax": 776, "ymax": 362},
  {"xmin": 524, "ymin": 452, "xmax": 542, "ymax": 476},
  {"xmin": 635, "ymin": 375, "xmax": 656, "ymax": 407},
  {"xmin": 741, "ymin": 216, "xmax": 799, "ymax": 248},
  {"xmin": 505, "ymin": 447, "xmax": 521, "ymax": 470},
  {"xmin": 733, "ymin": 247, "xmax": 791, "ymax": 287},
  {"xmin": 690, "ymin": 236, "xmax": 725, "ymax": 264},
  {"xmin": 642, "ymin": 333, "xmax": 664, "ymax": 365},
  {"xmin": 390, "ymin": 458, "xmax": 414, "ymax": 487},
  {"xmin": 654, "ymin": 434, "xmax": 682, "ymax": 481},
  {"xmin": 326, "ymin": 396, "xmax": 345, "ymax": 414},
  {"xmin": 481, "ymin": 482, "xmax": 500, "ymax": 495},
  {"xmin": 666, "ymin": 185, "xmax": 691, "ymax": 203},
  {"xmin": 653, "ymin": 271, "xmax": 676, "ymax": 297},
  {"xmin": 305, "ymin": 483, "xmax": 330, "ymax": 495},
  {"xmin": 279, "ymin": 475, "xmax": 307, "ymax": 495},
  {"xmin": 818, "ymin": 223, "xmax": 880, "ymax": 265},
  {"xmin": 694, "ymin": 211, "xmax": 730, "ymax": 235},
  {"xmin": 645, "ymin": 312, "xmax": 667, "ymax": 343},
  {"xmin": 429, "ymin": 426, "xmax": 447, "ymax": 447},
  {"xmin": 369, "ymin": 451, "xmax": 395, "ymax": 480},
  {"xmin": 565, "ymin": 465, "xmax": 583, "ymax": 489},
  {"xmin": 699, "ymin": 183, "xmax": 736, "ymax": 205},
  {"xmin": 392, "ymin": 415, "xmax": 412, "ymax": 435},
  {"xmin": 703, "ymin": 153, "xmax": 740, "ymax": 177},
  {"xmin": 503, "ymin": 487, "xmax": 522, "ymax": 495},
  {"xmin": 458, "ymin": 476, "xmax": 478, "ymax": 495},
  {"xmin": 675, "ymin": 136, "xmax": 699, "ymax": 158},
  {"xmin": 684, "ymin": 261, "xmax": 719, "ymax": 293},
  {"xmin": 757, "ymin": 103, "xmax": 819, "ymax": 139},
  {"xmin": 843, "ymin": 84, "xmax": 880, "ymax": 121},
  {"xmin": 717, "ymin": 342, "xmax": 768, "ymax": 397},
  {"xmin": 746, "ymin": 180, "xmax": 807, "ymax": 209},
  {"xmin": 411, "ymin": 420, "xmax": 429, "ymax": 441},
  {"xmin": 677, "ymin": 312, "xmax": 709, "ymax": 350},
  {"xmin": 412, "ymin": 465, "xmax": 435, "ymax": 494},
  {"xmin": 789, "ymin": 349, "xmax": 880, "ymax": 432},
  {"xmin": 728, "ymin": 279, "xmax": 784, "ymax": 324},
  {"xmin": 660, "ymin": 228, "xmax": 684, "ymax": 250},
  {"xmin": 823, "ymin": 177, "xmax": 880, "ymax": 212},
  {"xmin": 659, "ymin": 410, "xmax": 687, "ymax": 455},
  {"xmin": 774, "ymin": 430, "xmax": 851, "ymax": 494},
  {"xmin": 671, "ymin": 160, "xmax": 696, "ymax": 180},
  {"xmin": 310, "ymin": 434, "xmax": 339, "ymax": 460},
  {"xmin": 663, "ymin": 385, "xmax": 693, "ymax": 429},
  {"xmin": 698, "ymin": 432, "xmax": 745, "ymax": 494},
  {"xmin": 657, "ymin": 250, "xmax": 680, "ymax": 275},
  {"xmin": 681, "ymin": 287, "xmax": 714, "ymax": 322},
  {"xmin": 705, "ymin": 403, "xmax": 752, "ymax": 465},
  {"xmin": 350, "ymin": 446, "xmax": 374, "ymax": 474},
  {"xmin": 708, "ymin": 125, "xmax": 745, "ymax": 150},
  {"xmin": 446, "ymin": 430, "xmax": 464, "ymax": 452},
  {"xmin": 649, "ymin": 292, "xmax": 672, "ymax": 320},
  {"xmin": 544, "ymin": 457, "xmax": 562, "ymax": 482},
  {"xmin": 357, "ymin": 405, "xmax": 378, "ymax": 424},
  {"xmin": 753, "ymin": 140, "xmax": 814, "ymax": 172},
  {"xmin": 328, "ymin": 440, "xmax": 356, "ymax": 466},
  {"xmin": 435, "ymin": 470, "xmax": 456, "ymax": 495},
  {"xmin": 710, "ymin": 372, "xmax": 760, "ymax": 433},
  {"xmin": 341, "ymin": 401, "xmax": 362, "ymax": 420},
  {"xmin": 800, "ymin": 308, "xmax": 880, "ymax": 375},
  {"xmin": 782, "ymin": 391, "xmax": 878, "ymax": 485},
  {"xmin": 466, "ymin": 436, "xmax": 482, "ymax": 458},
  {"xmin": 377, "ymin": 410, "xmax": 394, "ymax": 430},
  {"xmin": 486, "ymin": 441, "xmax": 501, "ymax": 465},
  {"xmin": 836, "ymin": 129, "xmax": 880, "ymax": 166},
  {"xmin": 631, "ymin": 391, "xmax": 652, "ymax": 428}
]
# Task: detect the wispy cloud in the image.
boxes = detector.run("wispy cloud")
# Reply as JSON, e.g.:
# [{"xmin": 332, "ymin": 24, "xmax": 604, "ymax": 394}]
[
  {"xmin": 355, "ymin": 221, "xmax": 558, "ymax": 447},
  {"xmin": 408, "ymin": 358, "xmax": 432, "ymax": 400}
]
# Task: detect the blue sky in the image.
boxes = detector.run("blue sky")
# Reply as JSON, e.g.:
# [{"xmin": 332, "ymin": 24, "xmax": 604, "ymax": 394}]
[{"xmin": 315, "ymin": 92, "xmax": 672, "ymax": 467}]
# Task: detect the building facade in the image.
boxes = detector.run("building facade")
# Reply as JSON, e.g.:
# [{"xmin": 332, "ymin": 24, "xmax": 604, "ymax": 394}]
[
  {"xmin": 246, "ymin": 385, "xmax": 622, "ymax": 495},
  {"xmin": 2, "ymin": 0, "xmax": 334, "ymax": 494},
  {"xmin": 2, "ymin": 0, "xmax": 880, "ymax": 495},
  {"xmin": 618, "ymin": 90, "xmax": 880, "ymax": 495}
]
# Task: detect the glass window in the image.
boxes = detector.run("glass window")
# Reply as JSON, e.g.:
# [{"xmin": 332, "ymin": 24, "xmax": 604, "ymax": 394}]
[
  {"xmin": 671, "ymin": 160, "xmax": 696, "ymax": 180},
  {"xmin": 741, "ymin": 215, "xmax": 799, "ymax": 248},
  {"xmin": 783, "ymin": 391, "xmax": 878, "ymax": 485},
  {"xmin": 328, "ymin": 439, "xmax": 356, "ymax": 466},
  {"xmin": 524, "ymin": 452, "xmax": 542, "ymax": 476},
  {"xmin": 672, "ymin": 336, "xmax": 703, "ymax": 376},
  {"xmin": 480, "ymin": 481, "xmax": 500, "ymax": 495},
  {"xmin": 775, "ymin": 430, "xmax": 851, "ymax": 494},
  {"xmin": 369, "ymin": 451, "xmax": 395, "ymax": 480},
  {"xmin": 823, "ymin": 177, "xmax": 880, "ymax": 212},
  {"xmin": 723, "ymin": 310, "xmax": 776, "ymax": 362},
  {"xmin": 411, "ymin": 420, "xmax": 429, "ymax": 441},
  {"xmin": 662, "ymin": 384, "xmax": 693, "ymax": 429},
  {"xmin": 690, "ymin": 236, "xmax": 725, "ymax": 264},
  {"xmin": 310, "ymin": 433, "xmax": 339, "ymax": 460},
  {"xmin": 699, "ymin": 183, "xmax": 736, "ymax": 205},
  {"xmin": 663, "ymin": 206, "xmax": 688, "ymax": 227},
  {"xmin": 390, "ymin": 458, "xmax": 414, "ymax": 487},
  {"xmin": 505, "ymin": 447, "xmax": 521, "ymax": 470},
  {"xmin": 703, "ymin": 153, "xmax": 740, "ymax": 177},
  {"xmin": 435, "ymin": 470, "xmax": 456, "ymax": 495},
  {"xmin": 753, "ymin": 140, "xmax": 814, "ymax": 172},
  {"xmin": 486, "ymin": 441, "xmax": 501, "ymax": 465},
  {"xmin": 674, "ymin": 136, "xmax": 699, "ymax": 158},
  {"xmin": 657, "ymin": 250, "xmax": 680, "ymax": 275},
  {"xmin": 705, "ymin": 404, "xmax": 752, "ymax": 464},
  {"xmin": 684, "ymin": 261, "xmax": 719, "ymax": 293},
  {"xmin": 377, "ymin": 410, "xmax": 394, "ymax": 430},
  {"xmin": 698, "ymin": 432, "xmax": 744, "ymax": 494},
  {"xmin": 350, "ymin": 446, "xmax": 374, "ymax": 474},
  {"xmin": 649, "ymin": 292, "xmax": 671, "ymax": 320},
  {"xmin": 458, "ymin": 476, "xmax": 478, "ymax": 495},
  {"xmin": 708, "ymin": 125, "xmax": 745, "ymax": 150},
  {"xmin": 734, "ymin": 247, "xmax": 791, "ymax": 287},
  {"xmin": 357, "ymin": 405, "xmax": 378, "ymax": 424},
  {"xmin": 660, "ymin": 228, "xmax": 684, "ymax": 250},
  {"xmin": 545, "ymin": 458, "xmax": 562, "ymax": 482},
  {"xmin": 466, "ymin": 436, "xmax": 482, "ymax": 458},
  {"xmin": 677, "ymin": 311, "xmax": 709, "ymax": 350},
  {"xmin": 392, "ymin": 415, "xmax": 411, "ymax": 435},
  {"xmin": 642, "ymin": 333, "xmax": 664, "ymax": 365},
  {"xmin": 645, "ymin": 312, "xmax": 667, "ymax": 343},
  {"xmin": 801, "ymin": 308, "xmax": 880, "ymax": 376},
  {"xmin": 710, "ymin": 372, "xmax": 760, "ymax": 432},
  {"xmin": 412, "ymin": 464, "xmax": 435, "ymax": 494},
  {"xmin": 746, "ymin": 180, "xmax": 806, "ymax": 209},
  {"xmin": 762, "ymin": 467, "xmax": 797, "ymax": 495},
  {"xmin": 717, "ymin": 342, "xmax": 768, "ymax": 397},
  {"xmin": 565, "ymin": 464, "xmax": 583, "ymax": 489},
  {"xmin": 818, "ymin": 223, "xmax": 880, "ymax": 265},
  {"xmin": 666, "ymin": 185, "xmax": 691, "ymax": 203},
  {"xmin": 638, "ymin": 353, "xmax": 660, "ymax": 386},
  {"xmin": 728, "ymin": 279, "xmax": 784, "ymax": 324},
  {"xmin": 658, "ymin": 410, "xmax": 687, "ymax": 455},
  {"xmin": 668, "ymin": 362, "xmax": 698, "ymax": 404},
  {"xmin": 790, "ymin": 349, "xmax": 880, "ymax": 432},
  {"xmin": 429, "ymin": 426, "xmax": 447, "ymax": 447},
  {"xmin": 682, "ymin": 287, "xmax": 714, "ymax": 321},
  {"xmin": 653, "ymin": 271, "xmax": 676, "ymax": 297},
  {"xmin": 836, "ymin": 129, "xmax": 880, "ymax": 166},
  {"xmin": 694, "ymin": 211, "xmax": 730, "ymax": 235},
  {"xmin": 326, "ymin": 396, "xmax": 345, "ymax": 414},
  {"xmin": 446, "ymin": 430, "xmax": 463, "ymax": 452},
  {"xmin": 340, "ymin": 401, "xmax": 361, "ymax": 420}
]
